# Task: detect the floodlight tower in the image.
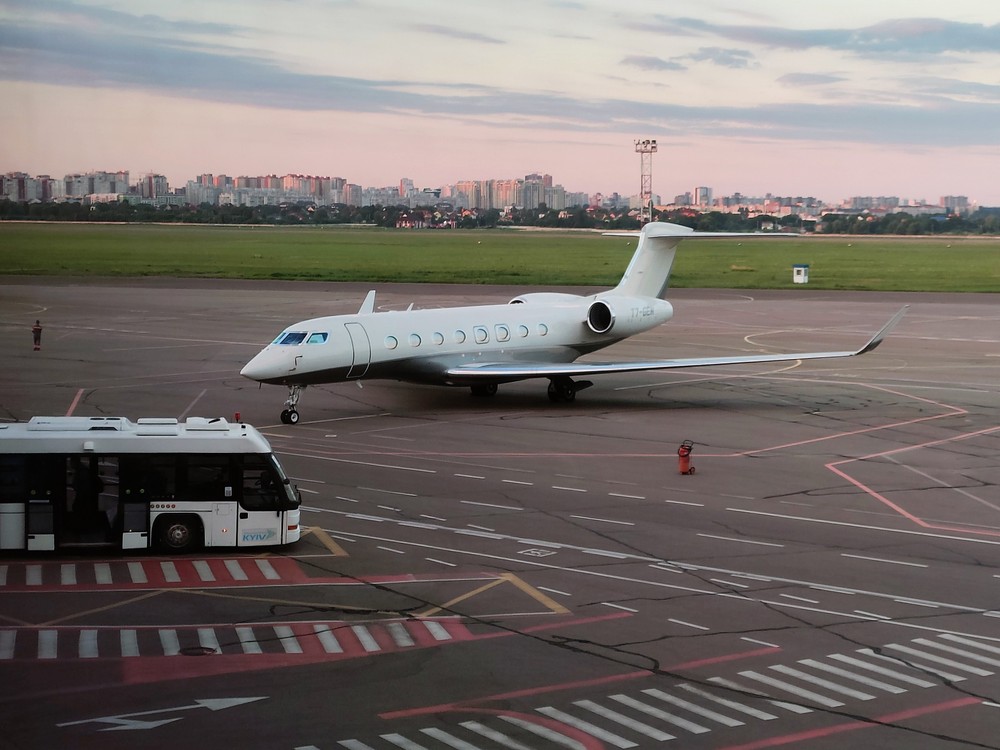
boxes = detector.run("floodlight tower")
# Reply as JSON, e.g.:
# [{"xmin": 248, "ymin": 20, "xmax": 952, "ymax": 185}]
[{"xmin": 634, "ymin": 138, "xmax": 657, "ymax": 224}]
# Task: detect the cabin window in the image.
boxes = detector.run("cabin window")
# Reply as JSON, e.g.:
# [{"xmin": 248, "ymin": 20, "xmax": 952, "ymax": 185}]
[
  {"xmin": 409, "ymin": 334, "xmax": 421, "ymax": 347},
  {"xmin": 432, "ymin": 332, "xmax": 444, "ymax": 345},
  {"xmin": 306, "ymin": 332, "xmax": 329, "ymax": 344},
  {"xmin": 275, "ymin": 331, "xmax": 307, "ymax": 345},
  {"xmin": 454, "ymin": 330, "xmax": 466, "ymax": 344},
  {"xmin": 384, "ymin": 336, "xmax": 398, "ymax": 350},
  {"xmin": 537, "ymin": 323, "xmax": 549, "ymax": 336},
  {"xmin": 518, "ymin": 325, "xmax": 529, "ymax": 338},
  {"xmin": 474, "ymin": 326, "xmax": 489, "ymax": 344},
  {"xmin": 495, "ymin": 325, "xmax": 510, "ymax": 342}
]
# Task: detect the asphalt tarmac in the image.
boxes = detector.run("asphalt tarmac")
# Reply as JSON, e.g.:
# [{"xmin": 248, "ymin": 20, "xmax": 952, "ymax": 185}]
[{"xmin": 1, "ymin": 277, "xmax": 999, "ymax": 750}]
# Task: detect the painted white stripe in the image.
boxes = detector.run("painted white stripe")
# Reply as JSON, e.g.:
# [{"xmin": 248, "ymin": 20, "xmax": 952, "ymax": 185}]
[
  {"xmin": 198, "ymin": 628, "xmax": 220, "ymax": 653},
  {"xmin": 914, "ymin": 638, "xmax": 1000, "ymax": 668},
  {"xmin": 780, "ymin": 594, "xmax": 819, "ymax": 604},
  {"xmin": 159, "ymin": 629, "xmax": 180, "ymax": 656},
  {"xmin": 501, "ymin": 480, "xmax": 533, "ymax": 486},
  {"xmin": 708, "ymin": 677, "xmax": 812, "ymax": 714},
  {"xmin": 554, "ymin": 486, "xmax": 587, "ymax": 493},
  {"xmin": 225, "ymin": 559, "xmax": 249, "ymax": 580},
  {"xmin": 0, "ymin": 565, "xmax": 6, "ymax": 586},
  {"xmin": 120, "ymin": 629, "xmax": 139, "ymax": 658},
  {"xmin": 886, "ymin": 643, "xmax": 992, "ymax": 676},
  {"xmin": 575, "ymin": 699, "xmax": 675, "ymax": 741},
  {"xmin": 38, "ymin": 630, "xmax": 58, "ymax": 659},
  {"xmin": 236, "ymin": 626, "xmax": 262, "ymax": 654},
  {"xmin": 742, "ymin": 637, "xmax": 779, "ymax": 649},
  {"xmin": 535, "ymin": 706, "xmax": 637, "ymax": 748},
  {"xmin": 454, "ymin": 474, "xmax": 485, "ymax": 480},
  {"xmin": 337, "ymin": 741, "xmax": 377, "ymax": 750},
  {"xmin": 377, "ymin": 546, "xmax": 405, "ymax": 554},
  {"xmin": 460, "ymin": 500, "xmax": 523, "ymax": 510},
  {"xmin": 386, "ymin": 622, "xmax": 415, "ymax": 648},
  {"xmin": 609, "ymin": 493, "xmax": 645, "ymax": 500},
  {"xmin": 61, "ymin": 564, "xmax": 77, "ymax": 586},
  {"xmin": 274, "ymin": 625, "xmax": 302, "ymax": 654},
  {"xmin": 799, "ymin": 659, "xmax": 907, "ymax": 694},
  {"xmin": 854, "ymin": 610, "xmax": 892, "ymax": 620},
  {"xmin": 425, "ymin": 558, "xmax": 456, "ymax": 567},
  {"xmin": 664, "ymin": 499, "xmax": 704, "ymax": 506},
  {"xmin": 610, "ymin": 692, "xmax": 706, "ymax": 734},
  {"xmin": 841, "ymin": 553, "xmax": 928, "ymax": 568},
  {"xmin": 939, "ymin": 634, "xmax": 1000, "ymax": 656},
  {"xmin": 193, "ymin": 560, "xmax": 215, "ymax": 582},
  {"xmin": 830, "ymin": 653, "xmax": 936, "ymax": 688},
  {"xmin": 698, "ymin": 533, "xmax": 784, "ymax": 547},
  {"xmin": 712, "ymin": 578, "xmax": 749, "ymax": 588},
  {"xmin": 351, "ymin": 625, "xmax": 381, "ymax": 652},
  {"xmin": 769, "ymin": 664, "xmax": 875, "ymax": 700},
  {"xmin": 668, "ymin": 618, "xmax": 710, "ymax": 631},
  {"xmin": 570, "ymin": 515, "xmax": 634, "ymax": 526},
  {"xmin": 640, "ymin": 687, "xmax": 744, "ymax": 727},
  {"xmin": 0, "ymin": 631, "xmax": 15, "ymax": 660},
  {"xmin": 419, "ymin": 727, "xmax": 482, "ymax": 750},
  {"xmin": 26, "ymin": 565, "xmax": 42, "ymax": 586},
  {"xmin": 256, "ymin": 559, "xmax": 280, "ymax": 580},
  {"xmin": 94, "ymin": 563, "xmax": 112, "ymax": 585},
  {"xmin": 499, "ymin": 715, "xmax": 587, "ymax": 750},
  {"xmin": 79, "ymin": 629, "xmax": 98, "ymax": 658},
  {"xmin": 460, "ymin": 720, "xmax": 535, "ymax": 750},
  {"xmin": 160, "ymin": 561, "xmax": 180, "ymax": 583},
  {"xmin": 676, "ymin": 683, "xmax": 778, "ymax": 721},
  {"xmin": 738, "ymin": 671, "xmax": 844, "ymax": 707},
  {"xmin": 421, "ymin": 620, "xmax": 452, "ymax": 641},
  {"xmin": 380, "ymin": 733, "xmax": 429, "ymax": 750},
  {"xmin": 127, "ymin": 561, "xmax": 147, "ymax": 584},
  {"xmin": 537, "ymin": 586, "xmax": 570, "ymax": 597},
  {"xmin": 602, "ymin": 602, "xmax": 638, "ymax": 613},
  {"xmin": 860, "ymin": 648, "xmax": 966, "ymax": 682},
  {"xmin": 314, "ymin": 624, "xmax": 343, "ymax": 653}
]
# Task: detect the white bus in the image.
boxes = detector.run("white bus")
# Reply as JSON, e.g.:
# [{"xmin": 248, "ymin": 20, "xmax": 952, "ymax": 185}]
[{"xmin": 0, "ymin": 416, "xmax": 301, "ymax": 554}]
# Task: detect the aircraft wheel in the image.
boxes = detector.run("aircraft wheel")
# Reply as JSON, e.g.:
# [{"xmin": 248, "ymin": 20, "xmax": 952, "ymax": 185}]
[
  {"xmin": 470, "ymin": 383, "xmax": 498, "ymax": 397},
  {"xmin": 280, "ymin": 409, "xmax": 291, "ymax": 424},
  {"xmin": 287, "ymin": 409, "xmax": 300, "ymax": 425},
  {"xmin": 548, "ymin": 379, "xmax": 576, "ymax": 403}
]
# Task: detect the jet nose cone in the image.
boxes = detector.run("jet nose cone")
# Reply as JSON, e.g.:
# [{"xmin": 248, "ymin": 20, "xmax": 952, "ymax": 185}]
[{"xmin": 241, "ymin": 350, "xmax": 274, "ymax": 381}]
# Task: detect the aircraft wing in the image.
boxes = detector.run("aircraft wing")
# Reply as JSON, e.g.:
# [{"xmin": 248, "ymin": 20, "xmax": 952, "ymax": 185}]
[{"xmin": 446, "ymin": 306, "xmax": 907, "ymax": 382}]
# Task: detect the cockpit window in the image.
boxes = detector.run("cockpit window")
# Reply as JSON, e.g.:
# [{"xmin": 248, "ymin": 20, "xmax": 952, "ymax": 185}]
[
  {"xmin": 306, "ymin": 332, "xmax": 329, "ymax": 344},
  {"xmin": 274, "ymin": 332, "xmax": 308, "ymax": 345}
]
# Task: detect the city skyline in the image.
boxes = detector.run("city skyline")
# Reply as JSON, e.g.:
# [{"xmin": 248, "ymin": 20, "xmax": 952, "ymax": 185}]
[{"xmin": 2, "ymin": 2, "xmax": 999, "ymax": 202}]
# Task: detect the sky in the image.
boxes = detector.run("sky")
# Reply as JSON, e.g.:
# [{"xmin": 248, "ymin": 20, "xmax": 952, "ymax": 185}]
[{"xmin": 2, "ymin": 0, "xmax": 1000, "ymax": 204}]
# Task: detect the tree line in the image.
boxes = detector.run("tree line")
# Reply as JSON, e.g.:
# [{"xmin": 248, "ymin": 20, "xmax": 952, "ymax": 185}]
[{"xmin": 1, "ymin": 198, "xmax": 998, "ymax": 234}]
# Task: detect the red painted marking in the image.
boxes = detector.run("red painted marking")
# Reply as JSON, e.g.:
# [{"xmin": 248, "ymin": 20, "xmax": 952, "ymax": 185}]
[
  {"xmin": 715, "ymin": 696, "xmax": 983, "ymax": 750},
  {"xmin": 827, "ymin": 424, "xmax": 1000, "ymax": 538},
  {"xmin": 65, "ymin": 388, "xmax": 84, "ymax": 417}
]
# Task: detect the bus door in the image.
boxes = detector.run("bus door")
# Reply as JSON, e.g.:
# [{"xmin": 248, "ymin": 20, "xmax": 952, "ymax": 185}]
[
  {"xmin": 24, "ymin": 455, "xmax": 62, "ymax": 551},
  {"xmin": 237, "ymin": 456, "xmax": 286, "ymax": 546},
  {"xmin": 345, "ymin": 322, "xmax": 371, "ymax": 379}
]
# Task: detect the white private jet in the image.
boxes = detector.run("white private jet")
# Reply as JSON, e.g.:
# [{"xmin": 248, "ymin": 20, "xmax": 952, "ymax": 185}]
[{"xmin": 241, "ymin": 221, "xmax": 907, "ymax": 424}]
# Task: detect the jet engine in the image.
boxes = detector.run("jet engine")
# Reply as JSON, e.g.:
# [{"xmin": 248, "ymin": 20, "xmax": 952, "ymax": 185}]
[{"xmin": 586, "ymin": 299, "xmax": 615, "ymax": 334}]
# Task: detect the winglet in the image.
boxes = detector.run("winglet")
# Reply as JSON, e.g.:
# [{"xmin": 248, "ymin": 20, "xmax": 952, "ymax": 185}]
[
  {"xmin": 854, "ymin": 305, "xmax": 908, "ymax": 356},
  {"xmin": 358, "ymin": 290, "xmax": 376, "ymax": 315}
]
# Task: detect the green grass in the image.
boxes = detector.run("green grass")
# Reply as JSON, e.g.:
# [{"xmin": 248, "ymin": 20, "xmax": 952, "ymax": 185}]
[{"xmin": 1, "ymin": 223, "xmax": 999, "ymax": 291}]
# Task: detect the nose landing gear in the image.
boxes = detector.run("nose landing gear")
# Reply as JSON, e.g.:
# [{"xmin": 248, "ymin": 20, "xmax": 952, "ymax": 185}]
[{"xmin": 280, "ymin": 385, "xmax": 305, "ymax": 425}]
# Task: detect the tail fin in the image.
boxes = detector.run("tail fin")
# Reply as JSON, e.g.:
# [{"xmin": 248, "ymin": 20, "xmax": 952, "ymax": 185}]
[
  {"xmin": 608, "ymin": 223, "xmax": 692, "ymax": 299},
  {"xmin": 606, "ymin": 222, "xmax": 797, "ymax": 300}
]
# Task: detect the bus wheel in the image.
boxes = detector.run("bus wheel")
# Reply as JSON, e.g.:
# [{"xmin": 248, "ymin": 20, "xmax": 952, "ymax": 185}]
[{"xmin": 156, "ymin": 516, "xmax": 201, "ymax": 553}]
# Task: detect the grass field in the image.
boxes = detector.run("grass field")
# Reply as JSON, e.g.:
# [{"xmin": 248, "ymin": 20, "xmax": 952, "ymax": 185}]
[{"xmin": 1, "ymin": 222, "xmax": 998, "ymax": 291}]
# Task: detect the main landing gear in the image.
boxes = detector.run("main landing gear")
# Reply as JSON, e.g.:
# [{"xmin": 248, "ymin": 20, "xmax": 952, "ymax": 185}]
[
  {"xmin": 280, "ymin": 384, "xmax": 304, "ymax": 425},
  {"xmin": 547, "ymin": 376, "xmax": 592, "ymax": 403},
  {"xmin": 469, "ymin": 383, "xmax": 499, "ymax": 397}
]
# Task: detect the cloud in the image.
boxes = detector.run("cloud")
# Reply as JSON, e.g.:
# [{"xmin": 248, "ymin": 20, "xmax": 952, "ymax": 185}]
[
  {"xmin": 647, "ymin": 16, "xmax": 1000, "ymax": 58},
  {"xmin": 621, "ymin": 55, "xmax": 685, "ymax": 72},
  {"xmin": 410, "ymin": 24, "xmax": 505, "ymax": 45},
  {"xmin": 778, "ymin": 73, "xmax": 846, "ymax": 86},
  {"xmin": 684, "ymin": 47, "xmax": 755, "ymax": 69}
]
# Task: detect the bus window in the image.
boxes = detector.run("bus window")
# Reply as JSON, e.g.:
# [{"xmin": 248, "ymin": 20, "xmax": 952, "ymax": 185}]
[
  {"xmin": 184, "ymin": 457, "xmax": 232, "ymax": 501},
  {"xmin": 122, "ymin": 455, "xmax": 177, "ymax": 501},
  {"xmin": 0, "ymin": 455, "xmax": 26, "ymax": 501},
  {"xmin": 240, "ymin": 455, "xmax": 281, "ymax": 511}
]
